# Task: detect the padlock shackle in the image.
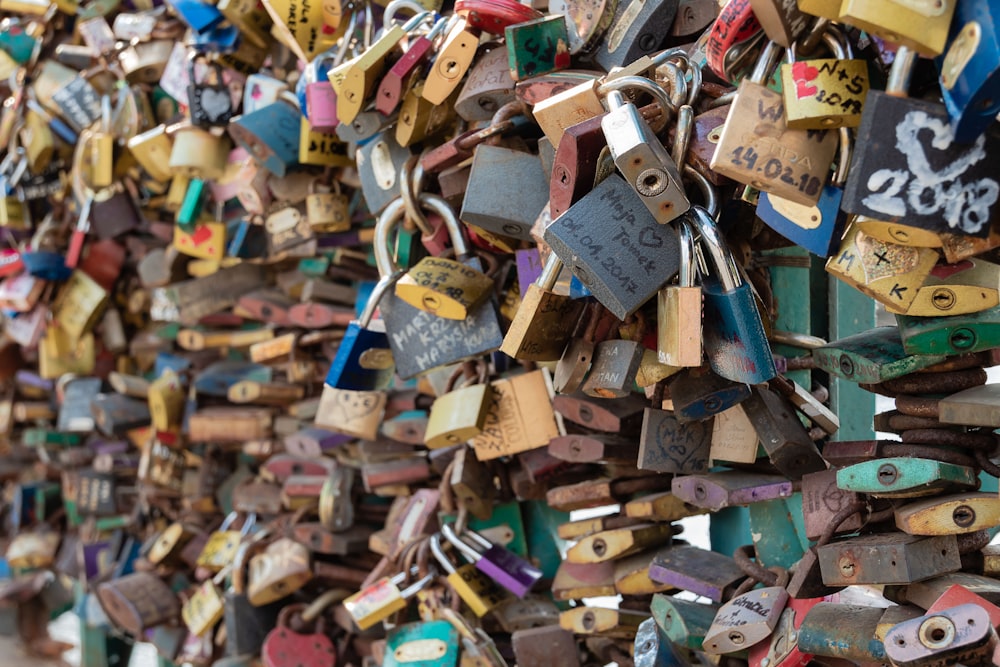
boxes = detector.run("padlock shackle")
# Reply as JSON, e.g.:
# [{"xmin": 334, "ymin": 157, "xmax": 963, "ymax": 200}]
[
  {"xmin": 749, "ymin": 41, "xmax": 782, "ymax": 86},
  {"xmin": 400, "ymin": 572, "xmax": 436, "ymax": 598},
  {"xmin": 537, "ymin": 252, "xmax": 563, "ymax": 291},
  {"xmin": 887, "ymin": 45, "xmax": 917, "ymax": 98},
  {"xmin": 687, "ymin": 205, "xmax": 740, "ymax": 292},
  {"xmin": 429, "ymin": 533, "xmax": 457, "ymax": 574},
  {"xmin": 357, "ymin": 273, "xmax": 402, "ymax": 328},
  {"xmin": 833, "ymin": 127, "xmax": 851, "ymax": 188},
  {"xmin": 677, "ymin": 220, "xmax": 696, "ymax": 289},
  {"xmin": 441, "ymin": 522, "xmax": 482, "ymax": 563},
  {"xmin": 375, "ymin": 194, "xmax": 471, "ymax": 276},
  {"xmin": 684, "ymin": 165, "xmax": 719, "ymax": 219},
  {"xmin": 599, "ymin": 75, "xmax": 676, "ymax": 119}
]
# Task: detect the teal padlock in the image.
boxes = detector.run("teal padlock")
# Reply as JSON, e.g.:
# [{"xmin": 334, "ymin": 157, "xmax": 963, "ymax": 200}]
[{"xmin": 897, "ymin": 303, "xmax": 1000, "ymax": 356}]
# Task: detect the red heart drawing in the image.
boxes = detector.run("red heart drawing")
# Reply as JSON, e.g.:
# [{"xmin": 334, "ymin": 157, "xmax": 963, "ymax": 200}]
[
  {"xmin": 795, "ymin": 79, "xmax": 818, "ymax": 99},
  {"xmin": 792, "ymin": 61, "xmax": 819, "ymax": 82},
  {"xmin": 191, "ymin": 225, "xmax": 213, "ymax": 245}
]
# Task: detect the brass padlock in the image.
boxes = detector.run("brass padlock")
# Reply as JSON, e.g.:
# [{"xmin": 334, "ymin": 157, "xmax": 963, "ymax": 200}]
[{"xmin": 710, "ymin": 41, "xmax": 838, "ymax": 206}]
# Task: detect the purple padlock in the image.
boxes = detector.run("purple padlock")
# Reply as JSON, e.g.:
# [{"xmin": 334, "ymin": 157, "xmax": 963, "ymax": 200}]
[{"xmin": 442, "ymin": 523, "xmax": 542, "ymax": 598}]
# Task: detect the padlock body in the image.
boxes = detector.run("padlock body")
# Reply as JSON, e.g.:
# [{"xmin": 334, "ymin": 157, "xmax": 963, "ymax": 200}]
[
  {"xmin": 710, "ymin": 80, "xmax": 837, "ymax": 206},
  {"xmin": 841, "ymin": 91, "xmax": 1000, "ymax": 237}
]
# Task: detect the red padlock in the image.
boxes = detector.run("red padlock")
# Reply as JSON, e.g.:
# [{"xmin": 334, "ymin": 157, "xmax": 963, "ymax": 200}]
[{"xmin": 261, "ymin": 603, "xmax": 337, "ymax": 667}]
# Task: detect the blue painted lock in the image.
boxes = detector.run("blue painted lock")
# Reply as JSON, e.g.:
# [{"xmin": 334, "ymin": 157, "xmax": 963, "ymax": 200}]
[
  {"xmin": 22, "ymin": 250, "xmax": 73, "ymax": 281},
  {"xmin": 324, "ymin": 276, "xmax": 395, "ymax": 391},
  {"xmin": 756, "ymin": 128, "xmax": 850, "ymax": 257},
  {"xmin": 688, "ymin": 206, "xmax": 777, "ymax": 385},
  {"xmin": 228, "ymin": 99, "xmax": 301, "ymax": 177},
  {"xmin": 168, "ymin": 0, "xmax": 224, "ymax": 33},
  {"xmin": 939, "ymin": 0, "xmax": 1000, "ymax": 143},
  {"xmin": 192, "ymin": 22, "xmax": 241, "ymax": 52}
]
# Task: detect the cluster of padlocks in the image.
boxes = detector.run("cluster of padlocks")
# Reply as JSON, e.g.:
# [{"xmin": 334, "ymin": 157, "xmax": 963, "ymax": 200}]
[{"xmin": 2, "ymin": 0, "xmax": 1000, "ymax": 664}]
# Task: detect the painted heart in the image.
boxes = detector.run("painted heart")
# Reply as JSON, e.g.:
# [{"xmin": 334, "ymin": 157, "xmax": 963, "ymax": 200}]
[
  {"xmin": 637, "ymin": 227, "xmax": 664, "ymax": 249},
  {"xmin": 190, "ymin": 225, "xmax": 213, "ymax": 245},
  {"xmin": 794, "ymin": 79, "xmax": 818, "ymax": 99},
  {"xmin": 857, "ymin": 232, "xmax": 919, "ymax": 281},
  {"xmin": 792, "ymin": 61, "xmax": 819, "ymax": 82},
  {"xmin": 197, "ymin": 88, "xmax": 232, "ymax": 123}
]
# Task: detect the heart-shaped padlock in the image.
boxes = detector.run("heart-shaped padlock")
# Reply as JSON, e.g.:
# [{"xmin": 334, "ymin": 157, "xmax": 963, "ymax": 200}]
[{"xmin": 261, "ymin": 603, "xmax": 337, "ymax": 667}]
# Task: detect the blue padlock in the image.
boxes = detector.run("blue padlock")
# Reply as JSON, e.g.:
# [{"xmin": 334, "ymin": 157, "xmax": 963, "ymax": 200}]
[
  {"xmin": 22, "ymin": 250, "xmax": 72, "ymax": 281},
  {"xmin": 228, "ymin": 98, "xmax": 301, "ymax": 177},
  {"xmin": 939, "ymin": 0, "xmax": 1000, "ymax": 143},
  {"xmin": 688, "ymin": 205, "xmax": 777, "ymax": 385},
  {"xmin": 324, "ymin": 276, "xmax": 396, "ymax": 391},
  {"xmin": 756, "ymin": 128, "xmax": 851, "ymax": 258},
  {"xmin": 168, "ymin": 0, "xmax": 224, "ymax": 33}
]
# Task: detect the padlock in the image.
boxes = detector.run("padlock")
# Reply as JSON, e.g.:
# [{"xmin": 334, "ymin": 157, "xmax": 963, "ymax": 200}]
[
  {"xmin": 343, "ymin": 569, "xmax": 435, "ymax": 630},
  {"xmin": 246, "ymin": 537, "xmax": 313, "ymax": 606},
  {"xmin": 648, "ymin": 544, "xmax": 748, "ymax": 602},
  {"xmin": 261, "ymin": 603, "xmax": 337, "ymax": 667},
  {"xmin": 740, "ymin": 384, "xmax": 824, "ymax": 479},
  {"xmin": 187, "ymin": 55, "xmax": 234, "ymax": 128},
  {"xmin": 181, "ymin": 575, "xmax": 227, "ymax": 637},
  {"xmin": 228, "ymin": 96, "xmax": 301, "ymax": 177},
  {"xmin": 424, "ymin": 374, "xmax": 492, "ymax": 449},
  {"xmin": 600, "ymin": 77, "xmax": 688, "ymax": 223},
  {"xmin": 96, "ymin": 571, "xmax": 180, "ymax": 636},
  {"xmin": 443, "ymin": 523, "xmax": 542, "ymax": 598},
  {"xmin": 672, "ymin": 471, "xmax": 794, "ymax": 510},
  {"xmin": 127, "ymin": 125, "xmax": 173, "ymax": 182},
  {"xmin": 430, "ymin": 533, "xmax": 507, "ymax": 617},
  {"xmin": 579, "ymin": 338, "xmax": 643, "ymax": 398},
  {"xmin": 323, "ymin": 277, "xmax": 394, "ymax": 391},
  {"xmin": 373, "ymin": 197, "xmax": 504, "ymax": 379},
  {"xmin": 394, "ymin": 195, "xmax": 493, "ymax": 320},
  {"xmin": 592, "ymin": 0, "xmax": 677, "ymax": 70},
  {"xmin": 704, "ymin": 572, "xmax": 790, "ymax": 654},
  {"xmin": 826, "ymin": 221, "xmax": 939, "ymax": 313},
  {"xmin": 886, "ymin": 257, "xmax": 1000, "ymax": 317},
  {"xmin": 817, "ymin": 533, "xmax": 962, "ymax": 586},
  {"xmin": 337, "ymin": 11, "xmax": 432, "ymax": 124},
  {"xmin": 544, "ymin": 173, "xmax": 680, "ymax": 320},
  {"xmin": 423, "ymin": 14, "xmax": 481, "ymax": 105},
  {"xmin": 938, "ymin": 2, "xmax": 1000, "ymax": 144},
  {"xmin": 689, "ymin": 205, "xmax": 777, "ymax": 384},
  {"xmin": 505, "ymin": 15, "xmax": 571, "ymax": 82},
  {"xmin": 658, "ymin": 217, "xmax": 701, "ymax": 367},
  {"xmin": 306, "ymin": 178, "xmax": 350, "ymax": 232},
  {"xmin": 842, "ymin": 47, "xmax": 1000, "ymax": 237},
  {"xmin": 638, "ymin": 407, "xmax": 712, "ymax": 474},
  {"xmin": 502, "ymin": 253, "xmax": 585, "ymax": 361},
  {"xmin": 471, "ymin": 369, "xmax": 562, "ymax": 460},
  {"xmin": 378, "ymin": 17, "xmax": 450, "ymax": 116},
  {"xmin": 454, "ymin": 43, "xmax": 517, "ymax": 122},
  {"xmin": 884, "ymin": 603, "xmax": 997, "ymax": 667},
  {"xmin": 169, "ymin": 123, "xmax": 231, "ymax": 181},
  {"xmin": 196, "ymin": 512, "xmax": 255, "ymax": 573},
  {"xmin": 386, "ymin": 619, "xmax": 461, "ymax": 667},
  {"xmin": 838, "ymin": 0, "xmax": 956, "ymax": 56},
  {"xmin": 460, "ymin": 143, "xmax": 549, "ymax": 242},
  {"xmin": 756, "ymin": 126, "xmax": 851, "ymax": 257},
  {"xmin": 304, "ymin": 51, "xmax": 340, "ymax": 133},
  {"xmin": 897, "ymin": 303, "xmax": 1000, "ymax": 356},
  {"xmin": 781, "ymin": 29, "xmax": 869, "ymax": 130},
  {"xmin": 315, "ymin": 383, "xmax": 388, "ymax": 441},
  {"xmin": 710, "ymin": 41, "xmax": 838, "ymax": 206}
]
